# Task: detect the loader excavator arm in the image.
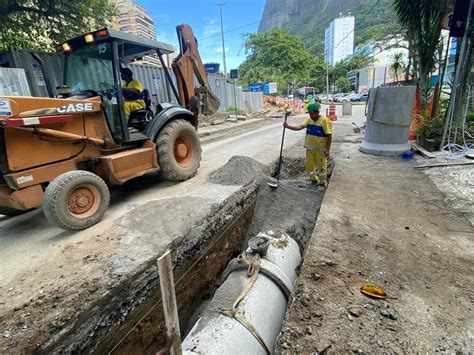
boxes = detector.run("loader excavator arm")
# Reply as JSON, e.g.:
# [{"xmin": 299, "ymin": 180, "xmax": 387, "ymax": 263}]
[{"xmin": 172, "ymin": 24, "xmax": 220, "ymax": 121}]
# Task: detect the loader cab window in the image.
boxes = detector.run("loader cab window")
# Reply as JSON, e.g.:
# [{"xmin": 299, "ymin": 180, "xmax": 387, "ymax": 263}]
[{"xmin": 64, "ymin": 43, "xmax": 124, "ymax": 141}]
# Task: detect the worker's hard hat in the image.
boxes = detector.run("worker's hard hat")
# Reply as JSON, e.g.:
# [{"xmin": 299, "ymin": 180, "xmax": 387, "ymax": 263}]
[{"xmin": 308, "ymin": 102, "xmax": 321, "ymax": 112}]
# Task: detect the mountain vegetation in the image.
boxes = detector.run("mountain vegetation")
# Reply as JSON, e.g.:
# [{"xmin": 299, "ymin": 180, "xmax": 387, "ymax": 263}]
[{"xmin": 258, "ymin": 0, "xmax": 400, "ymax": 58}]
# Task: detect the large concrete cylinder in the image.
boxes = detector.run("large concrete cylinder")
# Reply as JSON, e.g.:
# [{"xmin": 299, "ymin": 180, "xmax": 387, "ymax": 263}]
[
  {"xmin": 182, "ymin": 230, "xmax": 301, "ymax": 354},
  {"xmin": 360, "ymin": 86, "xmax": 416, "ymax": 156}
]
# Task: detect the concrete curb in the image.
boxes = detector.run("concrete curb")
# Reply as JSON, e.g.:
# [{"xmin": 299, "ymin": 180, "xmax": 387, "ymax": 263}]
[{"xmin": 198, "ymin": 118, "xmax": 269, "ymax": 138}]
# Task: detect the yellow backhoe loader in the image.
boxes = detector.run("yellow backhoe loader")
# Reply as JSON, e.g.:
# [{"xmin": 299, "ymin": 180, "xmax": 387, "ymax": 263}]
[{"xmin": 0, "ymin": 24, "xmax": 220, "ymax": 230}]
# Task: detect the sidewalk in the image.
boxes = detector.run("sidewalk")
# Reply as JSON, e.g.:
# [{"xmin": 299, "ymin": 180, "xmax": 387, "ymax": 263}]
[{"xmin": 277, "ymin": 108, "xmax": 474, "ymax": 353}]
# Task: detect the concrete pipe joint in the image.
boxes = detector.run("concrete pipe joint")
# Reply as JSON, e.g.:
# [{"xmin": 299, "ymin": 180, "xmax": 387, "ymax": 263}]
[{"xmin": 182, "ymin": 230, "xmax": 301, "ymax": 354}]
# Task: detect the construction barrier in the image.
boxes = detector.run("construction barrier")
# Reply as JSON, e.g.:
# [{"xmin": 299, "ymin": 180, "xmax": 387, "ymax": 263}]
[
  {"xmin": 409, "ymin": 87, "xmax": 421, "ymax": 141},
  {"xmin": 327, "ymin": 103, "xmax": 338, "ymax": 121}
]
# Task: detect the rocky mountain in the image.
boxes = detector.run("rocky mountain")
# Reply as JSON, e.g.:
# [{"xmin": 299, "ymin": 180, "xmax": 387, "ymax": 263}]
[{"xmin": 258, "ymin": 0, "xmax": 397, "ymax": 57}]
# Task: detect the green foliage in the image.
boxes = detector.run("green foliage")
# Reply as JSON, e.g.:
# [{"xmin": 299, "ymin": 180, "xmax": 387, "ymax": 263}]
[
  {"xmin": 0, "ymin": 0, "xmax": 117, "ymax": 52},
  {"xmin": 335, "ymin": 77, "xmax": 351, "ymax": 92},
  {"xmin": 389, "ymin": 52, "xmax": 405, "ymax": 82},
  {"xmin": 238, "ymin": 27, "xmax": 377, "ymax": 94},
  {"xmin": 238, "ymin": 29, "xmax": 316, "ymax": 94},
  {"xmin": 416, "ymin": 97, "xmax": 451, "ymax": 139},
  {"xmin": 226, "ymin": 106, "xmax": 245, "ymax": 115},
  {"xmin": 280, "ymin": 0, "xmax": 399, "ymax": 58},
  {"xmin": 393, "ymin": 0, "xmax": 453, "ymax": 104}
]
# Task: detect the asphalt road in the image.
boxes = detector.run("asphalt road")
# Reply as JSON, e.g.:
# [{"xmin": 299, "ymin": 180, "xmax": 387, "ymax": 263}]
[{"xmin": 0, "ymin": 115, "xmax": 307, "ymax": 293}]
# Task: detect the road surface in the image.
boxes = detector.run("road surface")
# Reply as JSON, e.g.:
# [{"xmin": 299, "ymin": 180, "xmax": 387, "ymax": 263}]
[{"xmin": 0, "ymin": 114, "xmax": 309, "ymax": 351}]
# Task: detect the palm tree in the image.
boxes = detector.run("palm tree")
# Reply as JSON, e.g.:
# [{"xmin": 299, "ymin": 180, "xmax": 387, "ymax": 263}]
[
  {"xmin": 390, "ymin": 52, "xmax": 405, "ymax": 83},
  {"xmin": 393, "ymin": 0, "xmax": 452, "ymax": 108}
]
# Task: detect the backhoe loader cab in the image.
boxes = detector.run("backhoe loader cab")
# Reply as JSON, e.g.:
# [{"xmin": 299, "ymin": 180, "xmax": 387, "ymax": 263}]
[{"xmin": 0, "ymin": 26, "xmax": 215, "ymax": 230}]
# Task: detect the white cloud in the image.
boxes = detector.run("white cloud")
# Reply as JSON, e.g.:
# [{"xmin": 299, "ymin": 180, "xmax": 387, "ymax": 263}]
[
  {"xmin": 214, "ymin": 46, "xmax": 229, "ymax": 53},
  {"xmin": 203, "ymin": 19, "xmax": 220, "ymax": 38}
]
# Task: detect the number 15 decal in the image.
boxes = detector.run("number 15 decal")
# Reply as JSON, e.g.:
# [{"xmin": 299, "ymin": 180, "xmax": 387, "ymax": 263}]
[{"xmin": 98, "ymin": 44, "xmax": 107, "ymax": 54}]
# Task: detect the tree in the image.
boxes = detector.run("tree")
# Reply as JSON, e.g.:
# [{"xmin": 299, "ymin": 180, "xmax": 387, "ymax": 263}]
[
  {"xmin": 238, "ymin": 29, "xmax": 316, "ymax": 94},
  {"xmin": 390, "ymin": 52, "xmax": 405, "ymax": 82},
  {"xmin": 335, "ymin": 77, "xmax": 351, "ymax": 93},
  {"xmin": 0, "ymin": 0, "xmax": 117, "ymax": 52},
  {"xmin": 393, "ymin": 0, "xmax": 452, "ymax": 107}
]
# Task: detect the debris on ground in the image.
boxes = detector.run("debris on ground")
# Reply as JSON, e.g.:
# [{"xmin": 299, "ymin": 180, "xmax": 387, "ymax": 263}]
[
  {"xmin": 360, "ymin": 284, "xmax": 388, "ymax": 299},
  {"xmin": 277, "ymin": 132, "xmax": 474, "ymax": 353}
]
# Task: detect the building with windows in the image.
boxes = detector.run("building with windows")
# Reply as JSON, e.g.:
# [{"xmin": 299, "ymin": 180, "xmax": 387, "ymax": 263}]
[
  {"xmin": 324, "ymin": 16, "xmax": 355, "ymax": 66},
  {"xmin": 112, "ymin": 0, "xmax": 164, "ymax": 66}
]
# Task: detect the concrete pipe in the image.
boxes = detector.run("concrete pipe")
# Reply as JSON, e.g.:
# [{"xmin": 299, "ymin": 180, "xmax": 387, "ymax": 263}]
[
  {"xmin": 182, "ymin": 229, "xmax": 301, "ymax": 354},
  {"xmin": 360, "ymin": 86, "xmax": 416, "ymax": 156}
]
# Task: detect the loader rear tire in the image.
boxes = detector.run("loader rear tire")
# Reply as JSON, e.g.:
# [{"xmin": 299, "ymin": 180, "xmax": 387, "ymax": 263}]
[
  {"xmin": 43, "ymin": 171, "xmax": 110, "ymax": 231},
  {"xmin": 156, "ymin": 119, "xmax": 202, "ymax": 181},
  {"xmin": 0, "ymin": 206, "xmax": 25, "ymax": 217}
]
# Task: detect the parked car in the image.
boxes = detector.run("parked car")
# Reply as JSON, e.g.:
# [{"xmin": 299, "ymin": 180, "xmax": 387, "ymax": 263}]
[
  {"xmin": 332, "ymin": 93, "xmax": 347, "ymax": 102},
  {"xmin": 341, "ymin": 93, "xmax": 358, "ymax": 102},
  {"xmin": 351, "ymin": 92, "xmax": 369, "ymax": 102}
]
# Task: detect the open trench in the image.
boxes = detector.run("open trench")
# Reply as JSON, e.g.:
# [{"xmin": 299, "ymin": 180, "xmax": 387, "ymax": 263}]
[{"xmin": 72, "ymin": 155, "xmax": 332, "ymax": 354}]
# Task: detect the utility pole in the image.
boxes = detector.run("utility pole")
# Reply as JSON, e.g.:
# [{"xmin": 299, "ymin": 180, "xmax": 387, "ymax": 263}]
[
  {"xmin": 217, "ymin": 3, "xmax": 227, "ymax": 76},
  {"xmin": 325, "ymin": 47, "xmax": 330, "ymax": 102},
  {"xmin": 217, "ymin": 3, "xmax": 228, "ymax": 109}
]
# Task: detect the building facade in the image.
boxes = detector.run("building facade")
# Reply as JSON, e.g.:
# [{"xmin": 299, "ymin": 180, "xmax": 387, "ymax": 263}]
[
  {"xmin": 112, "ymin": 0, "xmax": 164, "ymax": 66},
  {"xmin": 325, "ymin": 16, "xmax": 355, "ymax": 66}
]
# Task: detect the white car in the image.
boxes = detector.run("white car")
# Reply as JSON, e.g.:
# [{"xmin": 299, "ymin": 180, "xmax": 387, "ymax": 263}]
[{"xmin": 341, "ymin": 93, "xmax": 358, "ymax": 102}]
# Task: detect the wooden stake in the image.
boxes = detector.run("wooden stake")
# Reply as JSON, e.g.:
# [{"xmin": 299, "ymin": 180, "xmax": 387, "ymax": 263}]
[
  {"xmin": 414, "ymin": 161, "xmax": 474, "ymax": 169},
  {"xmin": 410, "ymin": 142, "xmax": 436, "ymax": 159},
  {"xmin": 158, "ymin": 251, "xmax": 182, "ymax": 355}
]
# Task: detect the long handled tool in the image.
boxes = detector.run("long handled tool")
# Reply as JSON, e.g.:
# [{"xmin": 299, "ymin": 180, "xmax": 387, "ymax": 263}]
[{"xmin": 268, "ymin": 111, "xmax": 291, "ymax": 189}]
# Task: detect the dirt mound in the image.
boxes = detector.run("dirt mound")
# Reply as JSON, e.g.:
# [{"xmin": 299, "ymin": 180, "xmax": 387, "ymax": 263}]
[{"xmin": 209, "ymin": 156, "xmax": 269, "ymax": 186}]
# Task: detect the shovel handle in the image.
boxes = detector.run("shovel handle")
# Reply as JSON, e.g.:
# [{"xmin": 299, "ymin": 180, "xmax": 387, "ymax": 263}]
[{"xmin": 275, "ymin": 111, "xmax": 291, "ymax": 182}]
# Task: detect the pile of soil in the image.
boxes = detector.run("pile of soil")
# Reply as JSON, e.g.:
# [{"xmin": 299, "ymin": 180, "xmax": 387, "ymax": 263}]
[{"xmin": 209, "ymin": 156, "xmax": 269, "ymax": 186}]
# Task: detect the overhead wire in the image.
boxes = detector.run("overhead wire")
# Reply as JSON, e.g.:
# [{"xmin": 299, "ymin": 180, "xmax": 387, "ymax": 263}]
[{"xmin": 198, "ymin": 21, "xmax": 261, "ymax": 41}]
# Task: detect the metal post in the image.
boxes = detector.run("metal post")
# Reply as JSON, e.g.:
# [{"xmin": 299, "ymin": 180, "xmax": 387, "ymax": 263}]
[
  {"xmin": 233, "ymin": 80, "xmax": 237, "ymax": 118},
  {"xmin": 217, "ymin": 3, "xmax": 227, "ymax": 76},
  {"xmin": 217, "ymin": 3, "xmax": 228, "ymax": 110},
  {"xmin": 324, "ymin": 44, "xmax": 329, "ymax": 102},
  {"xmin": 372, "ymin": 66, "xmax": 376, "ymax": 88},
  {"xmin": 440, "ymin": 0, "xmax": 473, "ymax": 150}
]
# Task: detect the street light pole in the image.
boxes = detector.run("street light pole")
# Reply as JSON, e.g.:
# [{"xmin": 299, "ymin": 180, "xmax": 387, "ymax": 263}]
[
  {"xmin": 325, "ymin": 46, "xmax": 330, "ymax": 102},
  {"xmin": 217, "ymin": 3, "xmax": 227, "ymax": 76}
]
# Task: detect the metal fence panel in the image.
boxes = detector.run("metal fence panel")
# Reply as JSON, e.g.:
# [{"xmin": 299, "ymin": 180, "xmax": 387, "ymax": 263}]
[
  {"xmin": 0, "ymin": 68, "xmax": 31, "ymax": 96},
  {"xmin": 126, "ymin": 63, "xmax": 177, "ymax": 108},
  {"xmin": 0, "ymin": 48, "xmax": 64, "ymax": 97},
  {"xmin": 1, "ymin": 49, "xmax": 264, "ymax": 114}
]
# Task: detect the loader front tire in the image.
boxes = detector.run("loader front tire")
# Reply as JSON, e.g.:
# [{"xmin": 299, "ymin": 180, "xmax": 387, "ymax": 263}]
[
  {"xmin": 43, "ymin": 171, "xmax": 110, "ymax": 231},
  {"xmin": 156, "ymin": 119, "xmax": 202, "ymax": 181}
]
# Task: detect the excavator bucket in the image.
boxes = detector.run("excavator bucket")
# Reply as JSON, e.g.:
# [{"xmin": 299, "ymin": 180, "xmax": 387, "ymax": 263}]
[
  {"xmin": 196, "ymin": 87, "xmax": 220, "ymax": 116},
  {"xmin": 173, "ymin": 24, "xmax": 221, "ymax": 119}
]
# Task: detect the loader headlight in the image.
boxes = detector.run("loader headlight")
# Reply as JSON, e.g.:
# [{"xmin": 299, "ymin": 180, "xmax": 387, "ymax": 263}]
[
  {"xmin": 62, "ymin": 42, "xmax": 72, "ymax": 52},
  {"xmin": 84, "ymin": 34, "xmax": 95, "ymax": 43}
]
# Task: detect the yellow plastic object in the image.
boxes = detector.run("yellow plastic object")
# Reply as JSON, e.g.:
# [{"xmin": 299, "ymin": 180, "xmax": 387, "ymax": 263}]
[{"xmin": 360, "ymin": 284, "xmax": 388, "ymax": 299}]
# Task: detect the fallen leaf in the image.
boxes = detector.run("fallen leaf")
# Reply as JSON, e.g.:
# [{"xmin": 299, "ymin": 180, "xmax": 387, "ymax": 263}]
[{"xmin": 360, "ymin": 284, "xmax": 387, "ymax": 299}]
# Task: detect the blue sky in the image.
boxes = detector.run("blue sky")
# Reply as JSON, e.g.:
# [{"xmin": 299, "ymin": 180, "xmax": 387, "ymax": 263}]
[{"xmin": 138, "ymin": 0, "xmax": 266, "ymax": 71}]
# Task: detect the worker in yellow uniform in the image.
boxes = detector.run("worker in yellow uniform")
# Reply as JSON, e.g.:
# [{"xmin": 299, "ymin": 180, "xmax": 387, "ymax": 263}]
[
  {"xmin": 284, "ymin": 102, "xmax": 332, "ymax": 186},
  {"xmin": 120, "ymin": 68, "xmax": 145, "ymax": 119}
]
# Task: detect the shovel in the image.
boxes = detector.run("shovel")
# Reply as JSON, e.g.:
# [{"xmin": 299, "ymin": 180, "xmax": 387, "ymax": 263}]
[{"xmin": 268, "ymin": 110, "xmax": 291, "ymax": 189}]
